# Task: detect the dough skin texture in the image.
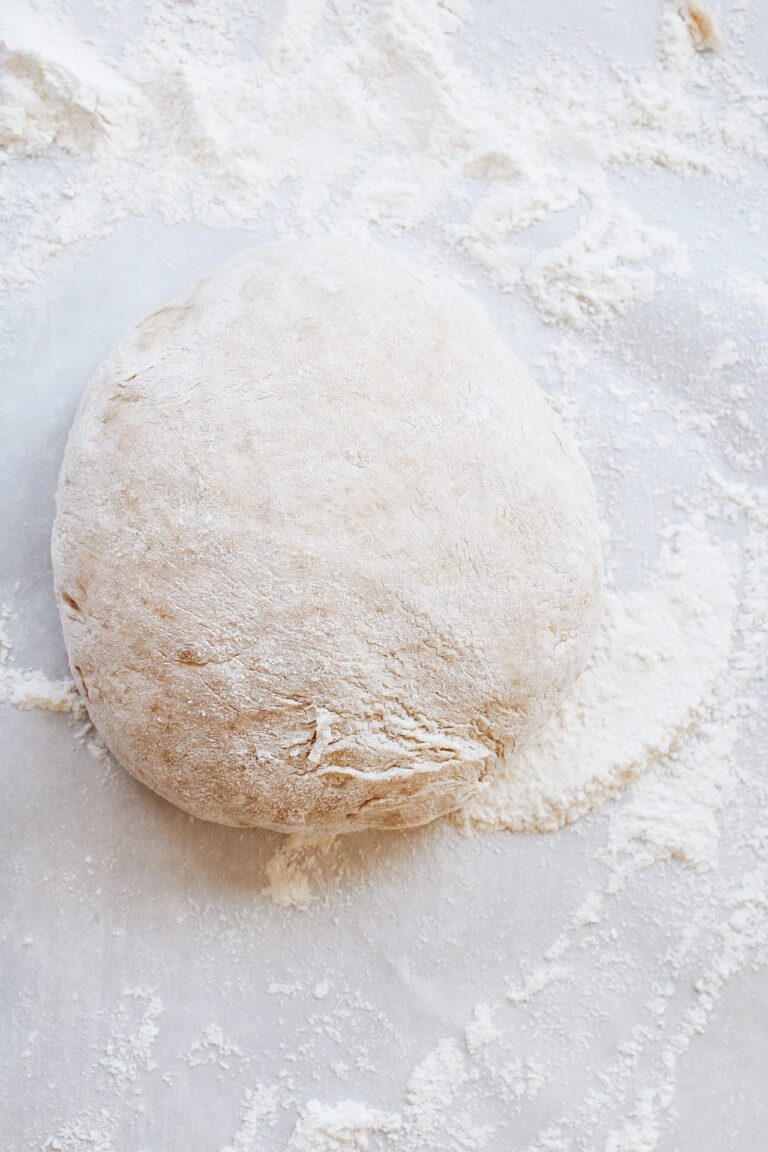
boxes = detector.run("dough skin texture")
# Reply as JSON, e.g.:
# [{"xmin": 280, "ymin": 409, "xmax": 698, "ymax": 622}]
[{"xmin": 52, "ymin": 238, "xmax": 603, "ymax": 834}]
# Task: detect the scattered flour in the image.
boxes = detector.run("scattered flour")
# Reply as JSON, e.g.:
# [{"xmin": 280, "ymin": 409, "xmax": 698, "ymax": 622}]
[
  {"xmin": 287, "ymin": 1100, "xmax": 401, "ymax": 1152},
  {"xmin": 463, "ymin": 1003, "xmax": 500, "ymax": 1055},
  {"xmin": 461, "ymin": 521, "xmax": 736, "ymax": 836},
  {"xmin": 1, "ymin": 0, "xmax": 764, "ymax": 322},
  {"xmin": 43, "ymin": 1111, "xmax": 116, "ymax": 1152},
  {"xmin": 0, "ymin": 611, "xmax": 79, "ymax": 713},
  {"xmin": 1, "ymin": 667, "xmax": 79, "ymax": 712},
  {"xmin": 263, "ymin": 835, "xmax": 338, "ymax": 908},
  {"xmin": 404, "ymin": 1038, "xmax": 468, "ymax": 1130},
  {"xmin": 0, "ymin": 5, "xmax": 131, "ymax": 159},
  {"xmin": 507, "ymin": 963, "xmax": 573, "ymax": 1007},
  {"xmin": 186, "ymin": 1024, "xmax": 244, "ymax": 1070},
  {"xmin": 99, "ymin": 988, "xmax": 163, "ymax": 1090},
  {"xmin": 600, "ymin": 871, "xmax": 768, "ymax": 1152},
  {"xmin": 728, "ymin": 272, "xmax": 768, "ymax": 320},
  {"xmin": 523, "ymin": 199, "xmax": 689, "ymax": 329},
  {"xmin": 607, "ymin": 715, "xmax": 738, "ymax": 870},
  {"xmin": 223, "ymin": 1084, "xmax": 279, "ymax": 1152}
]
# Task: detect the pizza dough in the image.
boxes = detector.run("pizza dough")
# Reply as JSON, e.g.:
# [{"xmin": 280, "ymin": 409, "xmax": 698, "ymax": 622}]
[{"xmin": 52, "ymin": 238, "xmax": 603, "ymax": 834}]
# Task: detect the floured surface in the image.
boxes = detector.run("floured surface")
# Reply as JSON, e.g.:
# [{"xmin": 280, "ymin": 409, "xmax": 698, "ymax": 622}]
[
  {"xmin": 461, "ymin": 521, "xmax": 738, "ymax": 835},
  {"xmin": 2, "ymin": 0, "xmax": 768, "ymax": 1150}
]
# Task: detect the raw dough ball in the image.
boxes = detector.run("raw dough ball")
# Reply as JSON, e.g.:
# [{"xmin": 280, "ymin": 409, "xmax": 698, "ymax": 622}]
[{"xmin": 52, "ymin": 238, "xmax": 603, "ymax": 834}]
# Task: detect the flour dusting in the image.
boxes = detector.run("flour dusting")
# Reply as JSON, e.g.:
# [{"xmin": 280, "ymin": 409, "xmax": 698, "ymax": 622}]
[
  {"xmin": 99, "ymin": 988, "xmax": 164, "ymax": 1090},
  {"xmin": 263, "ymin": 835, "xmax": 338, "ymax": 907},
  {"xmin": 223, "ymin": 1084, "xmax": 279, "ymax": 1152},
  {"xmin": 0, "ymin": 610, "xmax": 80, "ymax": 713},
  {"xmin": 462, "ymin": 521, "xmax": 736, "ymax": 835},
  {"xmin": 1, "ymin": 0, "xmax": 764, "ymax": 310},
  {"xmin": 287, "ymin": 1100, "xmax": 401, "ymax": 1152}
]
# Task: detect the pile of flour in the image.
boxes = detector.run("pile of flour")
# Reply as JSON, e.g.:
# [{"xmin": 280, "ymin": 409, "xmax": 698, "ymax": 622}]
[
  {"xmin": 0, "ymin": 611, "xmax": 79, "ymax": 713},
  {"xmin": 462, "ymin": 521, "xmax": 737, "ymax": 838}
]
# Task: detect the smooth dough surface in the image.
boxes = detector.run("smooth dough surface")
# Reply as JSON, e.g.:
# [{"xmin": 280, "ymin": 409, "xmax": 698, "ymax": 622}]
[{"xmin": 52, "ymin": 238, "xmax": 603, "ymax": 833}]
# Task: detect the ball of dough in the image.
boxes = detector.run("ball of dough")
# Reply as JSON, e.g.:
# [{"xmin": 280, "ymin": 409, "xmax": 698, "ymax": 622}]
[{"xmin": 52, "ymin": 238, "xmax": 603, "ymax": 834}]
